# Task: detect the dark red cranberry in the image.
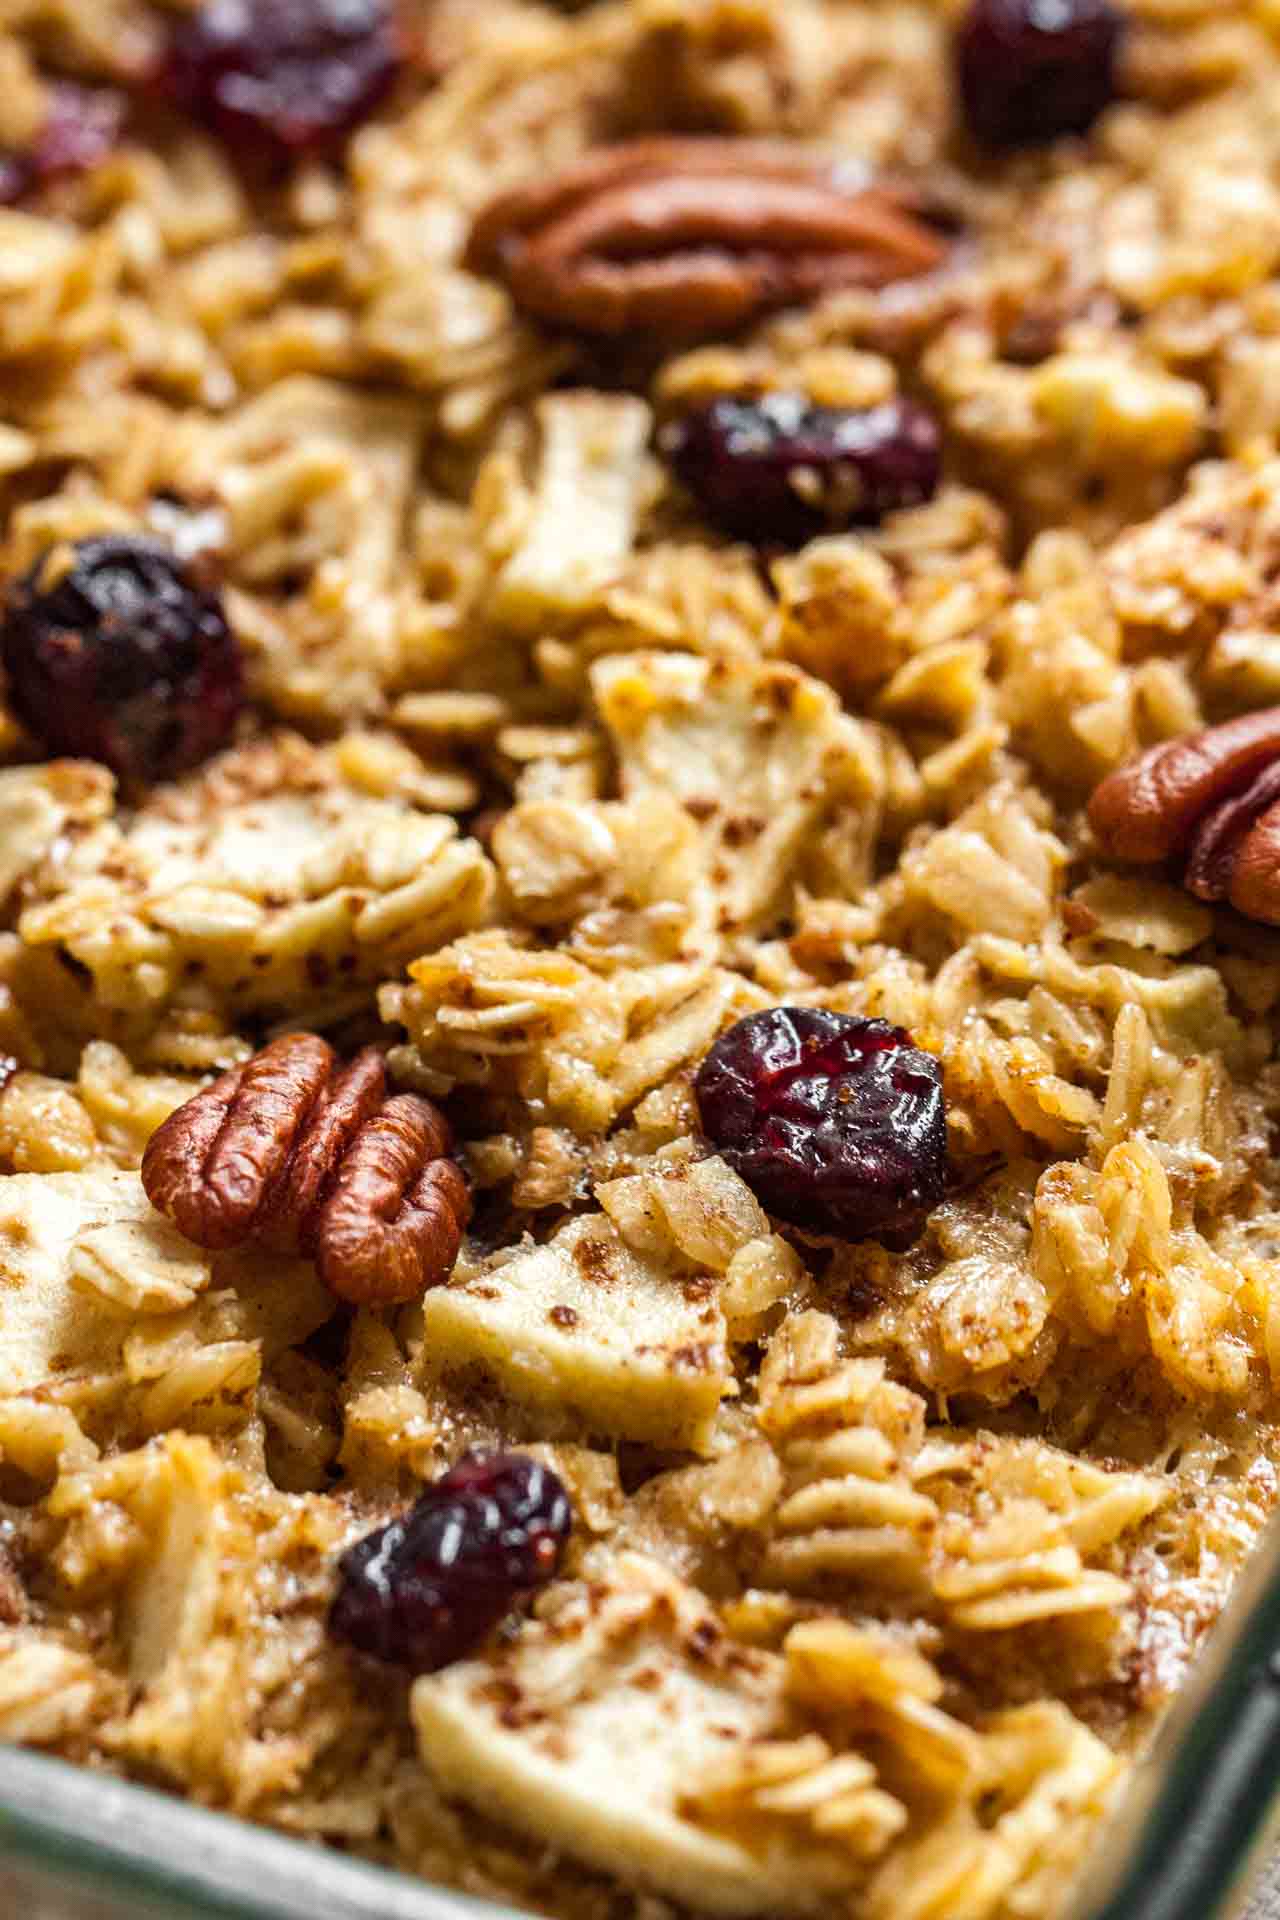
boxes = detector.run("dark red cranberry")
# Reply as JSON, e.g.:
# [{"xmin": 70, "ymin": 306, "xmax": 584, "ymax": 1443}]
[
  {"xmin": 956, "ymin": 0, "xmax": 1124, "ymax": 150},
  {"xmin": 329, "ymin": 1451, "xmax": 572, "ymax": 1673},
  {"xmin": 661, "ymin": 394, "xmax": 941, "ymax": 547},
  {"xmin": 163, "ymin": 0, "xmax": 402, "ymax": 162},
  {"xmin": 695, "ymin": 1008, "xmax": 947, "ymax": 1250},
  {"xmin": 0, "ymin": 83, "xmax": 123, "ymax": 207},
  {"xmin": 1, "ymin": 535, "xmax": 243, "ymax": 785}
]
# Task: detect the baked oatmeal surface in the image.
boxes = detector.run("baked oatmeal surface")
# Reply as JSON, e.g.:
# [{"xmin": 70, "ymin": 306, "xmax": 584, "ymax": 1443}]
[{"xmin": 2, "ymin": 2, "xmax": 1280, "ymax": 1916}]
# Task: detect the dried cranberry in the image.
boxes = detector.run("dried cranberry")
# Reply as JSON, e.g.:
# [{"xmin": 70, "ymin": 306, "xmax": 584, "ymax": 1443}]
[
  {"xmin": 1, "ymin": 535, "xmax": 243, "ymax": 785},
  {"xmin": 329, "ymin": 1451, "xmax": 572, "ymax": 1673},
  {"xmin": 956, "ymin": 0, "xmax": 1124, "ymax": 150},
  {"xmin": 661, "ymin": 393, "xmax": 941, "ymax": 546},
  {"xmin": 0, "ymin": 83, "xmax": 123, "ymax": 207},
  {"xmin": 163, "ymin": 0, "xmax": 402, "ymax": 162},
  {"xmin": 695, "ymin": 1008, "xmax": 947, "ymax": 1250}
]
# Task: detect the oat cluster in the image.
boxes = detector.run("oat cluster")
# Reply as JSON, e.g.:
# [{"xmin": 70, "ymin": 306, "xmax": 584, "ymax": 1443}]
[{"xmin": 3, "ymin": 4, "xmax": 1280, "ymax": 1920}]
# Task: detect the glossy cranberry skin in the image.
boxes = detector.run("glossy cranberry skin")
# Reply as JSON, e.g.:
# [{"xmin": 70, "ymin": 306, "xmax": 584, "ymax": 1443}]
[
  {"xmin": 329, "ymin": 1451, "xmax": 572, "ymax": 1673},
  {"xmin": 164, "ymin": 0, "xmax": 402, "ymax": 162},
  {"xmin": 956, "ymin": 0, "xmax": 1124, "ymax": 150},
  {"xmin": 0, "ymin": 83, "xmax": 123, "ymax": 206},
  {"xmin": 1, "ymin": 536, "xmax": 243, "ymax": 785},
  {"xmin": 662, "ymin": 393, "xmax": 941, "ymax": 547},
  {"xmin": 695, "ymin": 1008, "xmax": 947, "ymax": 1250}
]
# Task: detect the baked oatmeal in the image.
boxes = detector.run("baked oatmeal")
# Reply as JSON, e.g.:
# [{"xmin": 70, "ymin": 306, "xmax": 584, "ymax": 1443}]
[{"xmin": 1, "ymin": 1, "xmax": 1280, "ymax": 1916}]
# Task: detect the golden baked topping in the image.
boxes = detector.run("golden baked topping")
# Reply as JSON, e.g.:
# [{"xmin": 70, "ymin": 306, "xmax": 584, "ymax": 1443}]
[
  {"xmin": 7, "ymin": 0, "xmax": 1280, "ymax": 1911},
  {"xmin": 465, "ymin": 137, "xmax": 946, "ymax": 339},
  {"xmin": 1088, "ymin": 708, "xmax": 1280, "ymax": 924},
  {"xmin": 141, "ymin": 1032, "xmax": 469, "ymax": 1303}
]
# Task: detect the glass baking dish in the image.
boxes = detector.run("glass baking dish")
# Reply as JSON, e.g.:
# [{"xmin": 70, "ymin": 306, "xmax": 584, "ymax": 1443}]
[{"xmin": 4, "ymin": 1512, "xmax": 1280, "ymax": 1920}]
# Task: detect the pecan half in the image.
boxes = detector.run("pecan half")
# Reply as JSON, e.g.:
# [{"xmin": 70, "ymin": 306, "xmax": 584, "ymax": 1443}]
[
  {"xmin": 466, "ymin": 137, "xmax": 946, "ymax": 339},
  {"xmin": 142, "ymin": 1033, "xmax": 470, "ymax": 1304},
  {"xmin": 316, "ymin": 1097, "xmax": 470, "ymax": 1308},
  {"xmin": 1087, "ymin": 708, "xmax": 1280, "ymax": 924}
]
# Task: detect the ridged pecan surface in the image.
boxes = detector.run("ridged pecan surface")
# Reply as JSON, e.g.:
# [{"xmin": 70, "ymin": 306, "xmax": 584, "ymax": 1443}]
[
  {"xmin": 141, "ymin": 1032, "xmax": 470, "ymax": 1304},
  {"xmin": 1087, "ymin": 708, "xmax": 1280, "ymax": 925},
  {"xmin": 466, "ymin": 137, "xmax": 947, "ymax": 338}
]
